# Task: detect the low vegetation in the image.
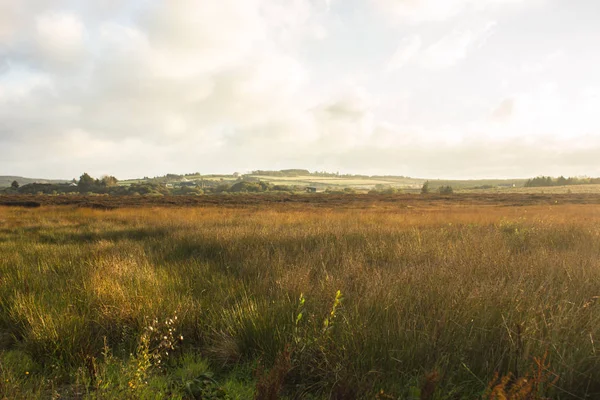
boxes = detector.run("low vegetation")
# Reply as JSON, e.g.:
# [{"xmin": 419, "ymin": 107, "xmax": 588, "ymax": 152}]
[
  {"xmin": 2, "ymin": 170, "xmax": 534, "ymax": 195},
  {"xmin": 2, "ymin": 173, "xmax": 303, "ymax": 196},
  {"xmin": 0, "ymin": 199, "xmax": 599, "ymax": 398},
  {"xmin": 2, "ymin": 192, "xmax": 600, "ymax": 210},
  {"xmin": 525, "ymin": 176, "xmax": 600, "ymax": 188}
]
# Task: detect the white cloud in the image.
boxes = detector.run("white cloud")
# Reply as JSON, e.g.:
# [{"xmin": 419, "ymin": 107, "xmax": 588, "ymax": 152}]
[
  {"xmin": 374, "ymin": 0, "xmax": 473, "ymax": 23},
  {"xmin": 374, "ymin": 0, "xmax": 531, "ymax": 24},
  {"xmin": 519, "ymin": 50, "xmax": 565, "ymax": 74},
  {"xmin": 471, "ymin": 82, "xmax": 600, "ymax": 143},
  {"xmin": 312, "ymin": 87, "xmax": 377, "ymax": 148},
  {"xmin": 35, "ymin": 12, "xmax": 86, "ymax": 67},
  {"xmin": 420, "ymin": 21, "xmax": 496, "ymax": 69},
  {"xmin": 0, "ymin": 0, "xmax": 322, "ymax": 164},
  {"xmin": 0, "ymin": 1, "xmax": 19, "ymax": 45},
  {"xmin": 386, "ymin": 35, "xmax": 422, "ymax": 71},
  {"xmin": 387, "ymin": 21, "xmax": 496, "ymax": 70},
  {"xmin": 0, "ymin": 0, "xmax": 598, "ymax": 179},
  {"xmin": 140, "ymin": 0, "xmax": 266, "ymax": 74},
  {"xmin": 491, "ymin": 98, "xmax": 514, "ymax": 120}
]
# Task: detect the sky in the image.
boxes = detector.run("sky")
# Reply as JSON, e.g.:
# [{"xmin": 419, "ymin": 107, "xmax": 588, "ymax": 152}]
[{"xmin": 0, "ymin": 0, "xmax": 599, "ymax": 180}]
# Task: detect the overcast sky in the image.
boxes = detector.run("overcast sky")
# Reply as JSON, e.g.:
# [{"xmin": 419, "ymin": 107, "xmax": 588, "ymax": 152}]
[{"xmin": 1, "ymin": 0, "xmax": 599, "ymax": 179}]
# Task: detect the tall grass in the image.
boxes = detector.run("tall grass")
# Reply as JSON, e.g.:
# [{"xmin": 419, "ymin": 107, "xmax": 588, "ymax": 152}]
[{"xmin": 0, "ymin": 203, "xmax": 599, "ymax": 398}]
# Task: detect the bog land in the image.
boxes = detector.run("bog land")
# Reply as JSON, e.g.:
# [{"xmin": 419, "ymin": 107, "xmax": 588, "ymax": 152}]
[{"xmin": 0, "ymin": 194, "xmax": 599, "ymax": 399}]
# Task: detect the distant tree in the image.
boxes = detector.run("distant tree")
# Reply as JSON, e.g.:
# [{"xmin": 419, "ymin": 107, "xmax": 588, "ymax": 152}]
[
  {"xmin": 526, "ymin": 175, "xmax": 600, "ymax": 188},
  {"xmin": 421, "ymin": 181, "xmax": 430, "ymax": 194},
  {"xmin": 526, "ymin": 176, "xmax": 559, "ymax": 187},
  {"xmin": 229, "ymin": 181, "xmax": 271, "ymax": 193},
  {"xmin": 556, "ymin": 176, "xmax": 568, "ymax": 186},
  {"xmin": 213, "ymin": 184, "xmax": 231, "ymax": 193},
  {"xmin": 438, "ymin": 185, "xmax": 454, "ymax": 195},
  {"xmin": 272, "ymin": 184, "xmax": 293, "ymax": 192},
  {"xmin": 101, "ymin": 175, "xmax": 118, "ymax": 187},
  {"xmin": 78, "ymin": 173, "xmax": 95, "ymax": 188},
  {"xmin": 11, "ymin": 180, "xmax": 19, "ymax": 189}
]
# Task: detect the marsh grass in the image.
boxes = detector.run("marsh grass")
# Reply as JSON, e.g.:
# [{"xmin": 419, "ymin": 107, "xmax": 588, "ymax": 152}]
[{"xmin": 0, "ymin": 203, "xmax": 599, "ymax": 398}]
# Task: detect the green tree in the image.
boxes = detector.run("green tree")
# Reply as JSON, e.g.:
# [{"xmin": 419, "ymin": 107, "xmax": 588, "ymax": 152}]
[
  {"xmin": 421, "ymin": 181, "xmax": 430, "ymax": 194},
  {"xmin": 78, "ymin": 173, "xmax": 96, "ymax": 189},
  {"xmin": 439, "ymin": 185, "xmax": 454, "ymax": 194},
  {"xmin": 11, "ymin": 180, "xmax": 19, "ymax": 189},
  {"xmin": 101, "ymin": 175, "xmax": 118, "ymax": 187},
  {"xmin": 556, "ymin": 176, "xmax": 568, "ymax": 186}
]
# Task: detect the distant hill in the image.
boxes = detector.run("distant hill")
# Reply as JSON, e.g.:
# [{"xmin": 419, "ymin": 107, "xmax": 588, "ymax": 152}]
[
  {"xmin": 0, "ymin": 176, "xmax": 69, "ymax": 188},
  {"xmin": 118, "ymin": 170, "xmax": 527, "ymax": 193}
]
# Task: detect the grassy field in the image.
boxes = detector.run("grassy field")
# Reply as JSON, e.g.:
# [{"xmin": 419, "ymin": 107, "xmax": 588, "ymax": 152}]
[
  {"xmin": 3, "ymin": 192, "xmax": 600, "ymax": 209},
  {"xmin": 249, "ymin": 175, "xmax": 411, "ymax": 188},
  {"xmin": 1, "ymin": 197, "xmax": 600, "ymax": 399},
  {"xmin": 114, "ymin": 173, "xmax": 528, "ymax": 192}
]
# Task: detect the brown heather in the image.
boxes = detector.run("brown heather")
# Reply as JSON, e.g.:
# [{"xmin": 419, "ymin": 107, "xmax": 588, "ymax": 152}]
[{"xmin": 0, "ymin": 197, "xmax": 599, "ymax": 398}]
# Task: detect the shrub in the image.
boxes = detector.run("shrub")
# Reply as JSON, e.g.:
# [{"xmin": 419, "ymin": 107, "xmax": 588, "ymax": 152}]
[{"xmin": 438, "ymin": 185, "xmax": 453, "ymax": 194}]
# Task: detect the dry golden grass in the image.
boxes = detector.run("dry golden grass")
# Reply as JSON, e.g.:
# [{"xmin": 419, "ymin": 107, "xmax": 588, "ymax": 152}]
[{"xmin": 0, "ymin": 201, "xmax": 599, "ymax": 398}]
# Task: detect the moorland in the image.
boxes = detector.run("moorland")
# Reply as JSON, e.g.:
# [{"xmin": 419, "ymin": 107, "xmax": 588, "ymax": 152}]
[{"xmin": 0, "ymin": 194, "xmax": 599, "ymax": 399}]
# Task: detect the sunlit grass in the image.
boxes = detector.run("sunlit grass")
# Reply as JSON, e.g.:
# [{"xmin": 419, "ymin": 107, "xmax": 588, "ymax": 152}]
[{"xmin": 0, "ymin": 203, "xmax": 599, "ymax": 398}]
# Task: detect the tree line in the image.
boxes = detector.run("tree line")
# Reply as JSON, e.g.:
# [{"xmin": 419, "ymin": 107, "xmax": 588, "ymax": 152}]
[
  {"xmin": 525, "ymin": 176, "xmax": 600, "ymax": 187},
  {"xmin": 4, "ymin": 173, "xmax": 305, "ymax": 196}
]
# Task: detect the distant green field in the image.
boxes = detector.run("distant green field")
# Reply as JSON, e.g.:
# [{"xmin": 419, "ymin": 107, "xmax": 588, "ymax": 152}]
[
  {"xmin": 118, "ymin": 176, "xmax": 239, "ymax": 185},
  {"xmin": 202, "ymin": 176, "xmax": 238, "ymax": 182},
  {"xmin": 117, "ymin": 179, "xmax": 144, "ymax": 185},
  {"xmin": 249, "ymin": 175, "xmax": 423, "ymax": 187},
  {"xmin": 117, "ymin": 174, "xmax": 425, "ymax": 189},
  {"xmin": 116, "ymin": 174, "xmax": 596, "ymax": 194}
]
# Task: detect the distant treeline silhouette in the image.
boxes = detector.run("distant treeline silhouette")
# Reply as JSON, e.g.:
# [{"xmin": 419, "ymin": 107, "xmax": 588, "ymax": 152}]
[{"xmin": 525, "ymin": 176, "xmax": 600, "ymax": 187}]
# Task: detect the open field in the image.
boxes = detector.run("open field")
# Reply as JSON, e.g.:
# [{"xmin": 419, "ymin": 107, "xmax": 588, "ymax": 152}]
[
  {"xmin": 1, "ymin": 197, "xmax": 600, "ymax": 398},
  {"xmin": 249, "ymin": 175, "xmax": 413, "ymax": 188},
  {"xmin": 117, "ymin": 174, "xmax": 421, "ymax": 190},
  {"xmin": 114, "ymin": 174, "xmax": 528, "ymax": 192},
  {"xmin": 3, "ymin": 192, "xmax": 600, "ymax": 210}
]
